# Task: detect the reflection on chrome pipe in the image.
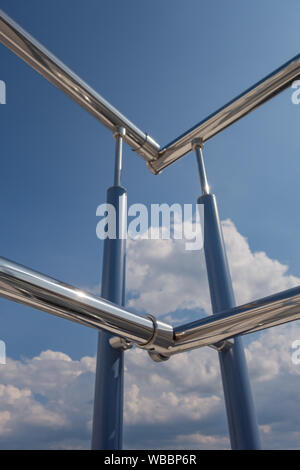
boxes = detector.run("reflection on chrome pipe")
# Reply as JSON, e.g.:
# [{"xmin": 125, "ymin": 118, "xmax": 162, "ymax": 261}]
[
  {"xmin": 149, "ymin": 53, "xmax": 300, "ymax": 174},
  {"xmin": 172, "ymin": 285, "xmax": 300, "ymax": 354},
  {"xmin": 0, "ymin": 10, "xmax": 160, "ymax": 163},
  {"xmin": 0, "ymin": 257, "xmax": 173, "ymax": 355},
  {"xmin": 2, "ymin": 9, "xmax": 298, "ymax": 175},
  {"xmin": 1, "ymin": 256, "xmax": 300, "ymax": 359}
]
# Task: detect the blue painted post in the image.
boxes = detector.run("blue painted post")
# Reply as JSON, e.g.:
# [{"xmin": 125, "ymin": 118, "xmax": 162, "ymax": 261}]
[
  {"xmin": 91, "ymin": 128, "xmax": 127, "ymax": 450},
  {"xmin": 193, "ymin": 139, "xmax": 261, "ymax": 449}
]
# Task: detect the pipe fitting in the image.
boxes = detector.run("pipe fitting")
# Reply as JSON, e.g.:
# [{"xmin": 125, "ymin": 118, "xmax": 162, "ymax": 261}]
[
  {"xmin": 191, "ymin": 137, "xmax": 204, "ymax": 151},
  {"xmin": 113, "ymin": 126, "xmax": 126, "ymax": 140},
  {"xmin": 109, "ymin": 336, "xmax": 133, "ymax": 351},
  {"xmin": 138, "ymin": 315, "xmax": 174, "ymax": 358}
]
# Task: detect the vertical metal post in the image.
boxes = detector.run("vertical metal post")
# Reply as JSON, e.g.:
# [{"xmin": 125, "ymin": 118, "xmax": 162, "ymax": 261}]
[
  {"xmin": 91, "ymin": 127, "xmax": 127, "ymax": 450},
  {"xmin": 193, "ymin": 139, "xmax": 261, "ymax": 449}
]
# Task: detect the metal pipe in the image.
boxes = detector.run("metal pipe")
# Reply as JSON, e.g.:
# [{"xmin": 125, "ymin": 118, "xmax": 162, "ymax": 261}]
[
  {"xmin": 149, "ymin": 53, "xmax": 300, "ymax": 174},
  {"xmin": 113, "ymin": 128, "xmax": 126, "ymax": 187},
  {"xmin": 194, "ymin": 191, "xmax": 260, "ymax": 449},
  {"xmin": 1, "ymin": 255, "xmax": 300, "ymax": 358},
  {"xmin": 0, "ymin": 9, "xmax": 160, "ymax": 163},
  {"xmin": 192, "ymin": 138, "xmax": 210, "ymax": 195},
  {"xmin": 172, "ymin": 283, "xmax": 300, "ymax": 354},
  {"xmin": 92, "ymin": 135, "xmax": 127, "ymax": 449},
  {"xmin": 0, "ymin": 256, "xmax": 173, "ymax": 354},
  {"xmin": 2, "ymin": 9, "xmax": 299, "ymax": 175}
]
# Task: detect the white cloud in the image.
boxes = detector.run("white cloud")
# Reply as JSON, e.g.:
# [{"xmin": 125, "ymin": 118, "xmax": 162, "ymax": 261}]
[
  {"xmin": 175, "ymin": 432, "xmax": 229, "ymax": 449},
  {"xmin": 124, "ymin": 350, "xmax": 222, "ymax": 426},
  {"xmin": 0, "ymin": 351, "xmax": 95, "ymax": 449},
  {"xmin": 1, "ymin": 322, "xmax": 300, "ymax": 449},
  {"xmin": 222, "ymin": 219, "xmax": 300, "ymax": 305},
  {"xmin": 126, "ymin": 219, "xmax": 300, "ymax": 317},
  {"xmin": 126, "ymin": 234, "xmax": 211, "ymax": 317}
]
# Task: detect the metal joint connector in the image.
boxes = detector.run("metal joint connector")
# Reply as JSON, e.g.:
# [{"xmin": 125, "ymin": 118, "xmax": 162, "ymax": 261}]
[
  {"xmin": 191, "ymin": 137, "xmax": 204, "ymax": 151},
  {"xmin": 138, "ymin": 314, "xmax": 174, "ymax": 360},
  {"xmin": 141, "ymin": 314, "xmax": 159, "ymax": 348},
  {"xmin": 109, "ymin": 336, "xmax": 133, "ymax": 351},
  {"xmin": 148, "ymin": 351, "xmax": 170, "ymax": 362},
  {"xmin": 146, "ymin": 160, "xmax": 161, "ymax": 175},
  {"xmin": 113, "ymin": 126, "xmax": 126, "ymax": 140},
  {"xmin": 210, "ymin": 339, "xmax": 234, "ymax": 352}
]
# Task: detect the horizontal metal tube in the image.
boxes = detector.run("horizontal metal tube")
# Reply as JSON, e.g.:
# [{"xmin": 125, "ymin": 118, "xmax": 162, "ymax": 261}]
[
  {"xmin": 149, "ymin": 53, "xmax": 300, "ymax": 174},
  {"xmin": 0, "ymin": 257, "xmax": 173, "ymax": 354},
  {"xmin": 0, "ymin": 9, "xmax": 160, "ymax": 163},
  {"xmin": 1, "ymin": 256, "xmax": 300, "ymax": 359},
  {"xmin": 2, "ymin": 9, "xmax": 299, "ymax": 175},
  {"xmin": 172, "ymin": 285, "xmax": 300, "ymax": 354}
]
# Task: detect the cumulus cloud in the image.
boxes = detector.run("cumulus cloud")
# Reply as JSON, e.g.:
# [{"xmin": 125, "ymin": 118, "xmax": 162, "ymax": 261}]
[
  {"xmin": 0, "ymin": 219, "xmax": 300, "ymax": 449},
  {"xmin": 126, "ymin": 219, "xmax": 300, "ymax": 318},
  {"xmin": 0, "ymin": 351, "xmax": 95, "ymax": 449},
  {"xmin": 1, "ymin": 324, "xmax": 300, "ymax": 449},
  {"xmin": 222, "ymin": 220, "xmax": 300, "ymax": 305},
  {"xmin": 175, "ymin": 432, "xmax": 229, "ymax": 449}
]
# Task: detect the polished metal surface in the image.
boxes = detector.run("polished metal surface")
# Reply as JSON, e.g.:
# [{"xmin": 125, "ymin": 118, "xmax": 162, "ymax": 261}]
[
  {"xmin": 92, "ymin": 137, "xmax": 127, "ymax": 450},
  {"xmin": 172, "ymin": 284, "xmax": 300, "ymax": 354},
  {"xmin": 0, "ymin": 10, "xmax": 160, "ymax": 163},
  {"xmin": 109, "ymin": 336, "xmax": 133, "ymax": 351},
  {"xmin": 114, "ymin": 127, "xmax": 126, "ymax": 187},
  {"xmin": 149, "ymin": 53, "xmax": 300, "ymax": 174},
  {"xmin": 2, "ymin": 9, "xmax": 299, "ymax": 175},
  {"xmin": 193, "ymin": 139, "xmax": 210, "ymax": 195},
  {"xmin": 196, "ymin": 186, "xmax": 260, "ymax": 449},
  {"xmin": 0, "ymin": 256, "xmax": 173, "ymax": 355},
  {"xmin": 1, "ymin": 256, "xmax": 300, "ymax": 359}
]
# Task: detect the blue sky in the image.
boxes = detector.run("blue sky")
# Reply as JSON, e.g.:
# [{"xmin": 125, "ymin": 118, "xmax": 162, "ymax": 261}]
[{"xmin": 1, "ymin": 0, "xmax": 300, "ymax": 449}]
